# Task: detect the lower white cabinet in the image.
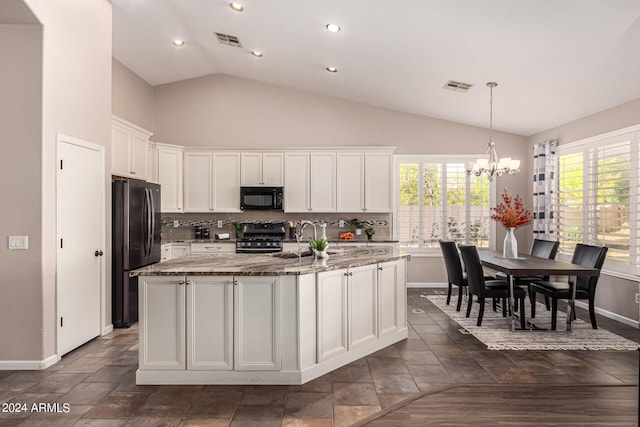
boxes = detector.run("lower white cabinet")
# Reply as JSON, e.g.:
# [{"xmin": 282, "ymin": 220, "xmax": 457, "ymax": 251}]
[
  {"xmin": 377, "ymin": 260, "xmax": 406, "ymax": 338},
  {"xmin": 234, "ymin": 276, "xmax": 281, "ymax": 370},
  {"xmin": 190, "ymin": 242, "xmax": 235, "ymax": 254},
  {"xmin": 139, "ymin": 275, "xmax": 280, "ymax": 372},
  {"xmin": 316, "ymin": 269, "xmax": 348, "ymax": 362},
  {"xmin": 348, "ymin": 264, "xmax": 378, "ymax": 349},
  {"xmin": 139, "ymin": 276, "xmax": 186, "ymax": 371},
  {"xmin": 187, "ymin": 276, "xmax": 233, "ymax": 370}
]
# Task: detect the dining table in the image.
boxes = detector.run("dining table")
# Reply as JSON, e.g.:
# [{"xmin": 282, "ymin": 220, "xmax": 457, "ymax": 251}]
[{"xmin": 478, "ymin": 250, "xmax": 601, "ymax": 331}]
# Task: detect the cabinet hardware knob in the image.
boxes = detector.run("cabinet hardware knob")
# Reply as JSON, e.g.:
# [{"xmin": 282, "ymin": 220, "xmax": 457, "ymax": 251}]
[
  {"xmin": 130, "ymin": 171, "xmax": 135, "ymax": 174},
  {"xmin": 233, "ymin": 280, "xmax": 239, "ymax": 285},
  {"xmin": 178, "ymin": 280, "xmax": 185, "ymax": 285},
  {"xmin": 378, "ymin": 267, "xmax": 383, "ymax": 271}
]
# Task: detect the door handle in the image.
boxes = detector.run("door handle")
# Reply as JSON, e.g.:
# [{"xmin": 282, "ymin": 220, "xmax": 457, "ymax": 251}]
[{"xmin": 94, "ymin": 250, "xmax": 104, "ymax": 257}]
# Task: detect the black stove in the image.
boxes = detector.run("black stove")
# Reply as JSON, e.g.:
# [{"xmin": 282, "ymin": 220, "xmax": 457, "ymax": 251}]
[{"xmin": 236, "ymin": 222, "xmax": 286, "ymax": 253}]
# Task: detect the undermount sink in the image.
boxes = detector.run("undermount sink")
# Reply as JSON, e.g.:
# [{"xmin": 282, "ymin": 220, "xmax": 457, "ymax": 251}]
[{"xmin": 273, "ymin": 251, "xmax": 313, "ymax": 259}]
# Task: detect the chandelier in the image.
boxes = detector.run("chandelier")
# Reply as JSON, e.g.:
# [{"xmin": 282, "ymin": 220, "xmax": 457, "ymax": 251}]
[{"xmin": 465, "ymin": 82, "xmax": 520, "ymax": 180}]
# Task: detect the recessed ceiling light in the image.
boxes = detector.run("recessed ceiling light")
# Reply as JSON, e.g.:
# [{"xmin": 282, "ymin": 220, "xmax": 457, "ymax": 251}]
[
  {"xmin": 326, "ymin": 23, "xmax": 341, "ymax": 33},
  {"xmin": 326, "ymin": 67, "xmax": 338, "ymax": 73},
  {"xmin": 251, "ymin": 51, "xmax": 263, "ymax": 57},
  {"xmin": 173, "ymin": 39, "xmax": 185, "ymax": 47},
  {"xmin": 229, "ymin": 2, "xmax": 243, "ymax": 12}
]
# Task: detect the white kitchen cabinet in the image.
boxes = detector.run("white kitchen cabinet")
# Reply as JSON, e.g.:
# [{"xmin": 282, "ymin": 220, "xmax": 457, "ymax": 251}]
[
  {"xmin": 190, "ymin": 242, "xmax": 235, "ymax": 254},
  {"xmin": 234, "ymin": 276, "xmax": 281, "ymax": 370},
  {"xmin": 184, "ymin": 151, "xmax": 241, "ymax": 212},
  {"xmin": 377, "ymin": 260, "xmax": 405, "ymax": 338},
  {"xmin": 161, "ymin": 243, "xmax": 190, "ymax": 261},
  {"xmin": 316, "ymin": 269, "xmax": 348, "ymax": 362},
  {"xmin": 365, "ymin": 152, "xmax": 392, "ymax": 212},
  {"xmin": 184, "ymin": 151, "xmax": 213, "ymax": 212},
  {"xmin": 187, "ymin": 276, "xmax": 234, "ymax": 370},
  {"xmin": 284, "ymin": 152, "xmax": 310, "ymax": 212},
  {"xmin": 347, "ymin": 264, "xmax": 378, "ymax": 349},
  {"xmin": 111, "ymin": 116, "xmax": 152, "ymax": 179},
  {"xmin": 138, "ymin": 276, "xmax": 186, "ymax": 371},
  {"xmin": 241, "ymin": 152, "xmax": 284, "ymax": 186},
  {"xmin": 157, "ymin": 144, "xmax": 184, "ymax": 213},
  {"xmin": 337, "ymin": 152, "xmax": 365, "ymax": 212},
  {"xmin": 213, "ymin": 152, "xmax": 241, "ymax": 211},
  {"xmin": 310, "ymin": 152, "xmax": 337, "ymax": 212},
  {"xmin": 147, "ymin": 142, "xmax": 159, "ymax": 184}
]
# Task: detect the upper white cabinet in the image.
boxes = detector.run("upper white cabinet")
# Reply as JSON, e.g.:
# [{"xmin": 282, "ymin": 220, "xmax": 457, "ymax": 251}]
[
  {"xmin": 157, "ymin": 144, "xmax": 184, "ymax": 213},
  {"xmin": 336, "ymin": 152, "xmax": 392, "ymax": 213},
  {"xmin": 184, "ymin": 151, "xmax": 241, "ymax": 213},
  {"xmin": 285, "ymin": 152, "xmax": 337, "ymax": 212},
  {"xmin": 337, "ymin": 153, "xmax": 365, "ymax": 212},
  {"xmin": 111, "ymin": 116, "xmax": 152, "ymax": 180},
  {"xmin": 284, "ymin": 152, "xmax": 311, "ymax": 212},
  {"xmin": 241, "ymin": 152, "xmax": 284, "ymax": 186},
  {"xmin": 310, "ymin": 152, "xmax": 337, "ymax": 212},
  {"xmin": 365, "ymin": 152, "xmax": 392, "ymax": 212}
]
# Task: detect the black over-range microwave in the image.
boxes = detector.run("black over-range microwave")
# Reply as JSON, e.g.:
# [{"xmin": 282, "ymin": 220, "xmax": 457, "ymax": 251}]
[{"xmin": 240, "ymin": 186, "xmax": 284, "ymax": 211}]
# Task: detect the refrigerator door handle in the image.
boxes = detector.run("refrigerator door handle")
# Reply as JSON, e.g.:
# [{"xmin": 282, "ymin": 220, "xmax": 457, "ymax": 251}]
[
  {"xmin": 143, "ymin": 188, "xmax": 151, "ymax": 259},
  {"xmin": 149, "ymin": 188, "xmax": 156, "ymax": 257}
]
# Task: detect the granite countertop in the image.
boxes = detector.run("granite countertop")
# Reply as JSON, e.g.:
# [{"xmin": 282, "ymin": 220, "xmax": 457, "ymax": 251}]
[
  {"xmin": 162, "ymin": 239, "xmax": 399, "ymax": 244},
  {"xmin": 132, "ymin": 246, "xmax": 409, "ymax": 276}
]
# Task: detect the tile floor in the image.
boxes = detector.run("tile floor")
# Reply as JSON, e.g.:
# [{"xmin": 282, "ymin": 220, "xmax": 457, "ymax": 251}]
[{"xmin": 0, "ymin": 288, "xmax": 639, "ymax": 426}]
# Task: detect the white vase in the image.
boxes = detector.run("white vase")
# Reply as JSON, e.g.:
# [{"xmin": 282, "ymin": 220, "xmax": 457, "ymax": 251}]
[
  {"xmin": 317, "ymin": 250, "xmax": 329, "ymax": 259},
  {"xmin": 503, "ymin": 227, "xmax": 518, "ymax": 258}
]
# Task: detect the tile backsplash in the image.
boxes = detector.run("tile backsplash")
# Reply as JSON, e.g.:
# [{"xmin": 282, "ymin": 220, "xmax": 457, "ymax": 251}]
[{"xmin": 161, "ymin": 211, "xmax": 392, "ymax": 242}]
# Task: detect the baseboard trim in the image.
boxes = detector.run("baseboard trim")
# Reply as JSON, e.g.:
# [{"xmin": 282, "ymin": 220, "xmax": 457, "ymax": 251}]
[
  {"xmin": 408, "ymin": 282, "xmax": 446, "ymax": 289},
  {"xmin": 0, "ymin": 354, "xmax": 60, "ymax": 370},
  {"xmin": 102, "ymin": 324, "xmax": 114, "ymax": 335},
  {"xmin": 573, "ymin": 300, "xmax": 639, "ymax": 329}
]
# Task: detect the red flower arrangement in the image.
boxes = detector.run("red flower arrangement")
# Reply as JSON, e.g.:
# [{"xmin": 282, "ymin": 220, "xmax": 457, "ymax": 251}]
[{"xmin": 491, "ymin": 189, "xmax": 532, "ymax": 228}]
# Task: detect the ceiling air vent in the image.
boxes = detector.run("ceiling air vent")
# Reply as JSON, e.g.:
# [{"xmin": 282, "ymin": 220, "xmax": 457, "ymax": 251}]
[
  {"xmin": 214, "ymin": 32, "xmax": 243, "ymax": 48},
  {"xmin": 443, "ymin": 80, "xmax": 473, "ymax": 93}
]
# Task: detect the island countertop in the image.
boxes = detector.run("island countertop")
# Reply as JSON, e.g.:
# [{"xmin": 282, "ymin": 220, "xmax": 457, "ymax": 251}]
[{"xmin": 132, "ymin": 245, "xmax": 409, "ymax": 276}]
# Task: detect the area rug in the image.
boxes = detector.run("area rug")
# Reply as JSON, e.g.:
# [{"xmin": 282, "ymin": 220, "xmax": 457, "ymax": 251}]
[{"xmin": 426, "ymin": 294, "xmax": 638, "ymax": 351}]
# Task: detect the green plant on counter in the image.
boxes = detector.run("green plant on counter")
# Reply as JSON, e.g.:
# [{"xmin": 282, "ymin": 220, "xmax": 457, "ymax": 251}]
[
  {"xmin": 310, "ymin": 238, "xmax": 329, "ymax": 252},
  {"xmin": 364, "ymin": 226, "xmax": 375, "ymax": 237},
  {"xmin": 349, "ymin": 218, "xmax": 362, "ymax": 228},
  {"xmin": 232, "ymin": 222, "xmax": 242, "ymax": 230}
]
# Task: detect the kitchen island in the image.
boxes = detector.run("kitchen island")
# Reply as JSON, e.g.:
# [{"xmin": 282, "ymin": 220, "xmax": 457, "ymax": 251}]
[{"xmin": 131, "ymin": 246, "xmax": 409, "ymax": 385}]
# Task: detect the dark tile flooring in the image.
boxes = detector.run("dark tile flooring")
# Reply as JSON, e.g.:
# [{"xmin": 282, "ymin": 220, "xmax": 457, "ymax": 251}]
[{"xmin": 1, "ymin": 289, "xmax": 638, "ymax": 426}]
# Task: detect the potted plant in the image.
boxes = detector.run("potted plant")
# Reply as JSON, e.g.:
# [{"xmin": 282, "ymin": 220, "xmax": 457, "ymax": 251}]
[
  {"xmin": 310, "ymin": 237, "xmax": 329, "ymax": 258},
  {"xmin": 364, "ymin": 226, "xmax": 375, "ymax": 241},
  {"xmin": 350, "ymin": 218, "xmax": 363, "ymax": 236},
  {"xmin": 232, "ymin": 222, "xmax": 242, "ymax": 239}
]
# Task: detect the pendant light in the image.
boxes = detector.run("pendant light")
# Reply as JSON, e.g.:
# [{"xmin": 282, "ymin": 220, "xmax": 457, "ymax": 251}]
[{"xmin": 465, "ymin": 82, "xmax": 520, "ymax": 180}]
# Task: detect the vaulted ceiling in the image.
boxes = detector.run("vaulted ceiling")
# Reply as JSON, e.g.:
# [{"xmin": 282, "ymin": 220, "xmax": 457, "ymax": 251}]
[{"xmin": 112, "ymin": 0, "xmax": 640, "ymax": 136}]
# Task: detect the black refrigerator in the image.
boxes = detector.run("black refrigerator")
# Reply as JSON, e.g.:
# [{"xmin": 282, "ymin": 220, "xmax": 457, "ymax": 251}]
[{"xmin": 112, "ymin": 178, "xmax": 161, "ymax": 328}]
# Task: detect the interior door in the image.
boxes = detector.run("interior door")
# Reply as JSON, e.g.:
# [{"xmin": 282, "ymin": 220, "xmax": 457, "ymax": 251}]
[{"xmin": 57, "ymin": 135, "xmax": 104, "ymax": 355}]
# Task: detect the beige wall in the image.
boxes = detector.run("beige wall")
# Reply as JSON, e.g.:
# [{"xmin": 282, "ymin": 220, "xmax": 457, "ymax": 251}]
[
  {"xmin": 0, "ymin": 24, "xmax": 43, "ymax": 360},
  {"xmin": 0, "ymin": 0, "xmax": 112, "ymax": 364},
  {"xmin": 527, "ymin": 96, "xmax": 640, "ymax": 323},
  {"xmin": 112, "ymin": 58, "xmax": 154, "ymax": 131}
]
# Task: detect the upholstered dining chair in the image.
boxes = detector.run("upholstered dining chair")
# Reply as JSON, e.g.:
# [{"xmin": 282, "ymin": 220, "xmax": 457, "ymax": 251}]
[
  {"xmin": 529, "ymin": 244, "xmax": 608, "ymax": 330},
  {"xmin": 459, "ymin": 245, "xmax": 527, "ymax": 328},
  {"xmin": 439, "ymin": 241, "xmax": 467, "ymax": 311},
  {"xmin": 440, "ymin": 241, "xmax": 499, "ymax": 312},
  {"xmin": 495, "ymin": 239, "xmax": 560, "ymax": 310}
]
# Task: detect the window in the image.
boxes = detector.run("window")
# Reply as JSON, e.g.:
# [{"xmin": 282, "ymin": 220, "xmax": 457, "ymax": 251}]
[
  {"xmin": 395, "ymin": 156, "xmax": 493, "ymax": 251},
  {"xmin": 556, "ymin": 126, "xmax": 640, "ymax": 274}
]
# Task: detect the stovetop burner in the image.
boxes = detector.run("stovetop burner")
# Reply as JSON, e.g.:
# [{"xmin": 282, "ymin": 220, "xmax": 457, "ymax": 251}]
[{"xmin": 236, "ymin": 222, "xmax": 286, "ymax": 253}]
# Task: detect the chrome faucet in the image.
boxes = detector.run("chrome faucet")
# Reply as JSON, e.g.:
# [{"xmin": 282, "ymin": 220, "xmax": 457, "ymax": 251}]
[{"xmin": 296, "ymin": 220, "xmax": 317, "ymax": 241}]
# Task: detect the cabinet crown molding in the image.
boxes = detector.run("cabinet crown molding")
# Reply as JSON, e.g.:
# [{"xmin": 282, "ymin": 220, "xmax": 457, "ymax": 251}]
[{"xmin": 112, "ymin": 115, "xmax": 154, "ymax": 138}]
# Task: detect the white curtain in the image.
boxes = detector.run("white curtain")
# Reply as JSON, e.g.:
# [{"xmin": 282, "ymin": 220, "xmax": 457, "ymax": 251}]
[{"xmin": 532, "ymin": 139, "xmax": 557, "ymax": 239}]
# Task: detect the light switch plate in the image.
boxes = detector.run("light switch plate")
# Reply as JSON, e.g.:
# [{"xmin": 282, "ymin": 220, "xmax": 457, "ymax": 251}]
[
  {"xmin": 173, "ymin": 220, "xmax": 179, "ymax": 228},
  {"xmin": 339, "ymin": 220, "xmax": 345, "ymax": 227},
  {"xmin": 218, "ymin": 220, "xmax": 223, "ymax": 228},
  {"xmin": 9, "ymin": 235, "xmax": 28, "ymax": 250}
]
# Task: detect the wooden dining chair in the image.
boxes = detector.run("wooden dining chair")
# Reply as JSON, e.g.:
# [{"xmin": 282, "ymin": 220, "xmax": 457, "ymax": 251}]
[
  {"xmin": 459, "ymin": 245, "xmax": 527, "ymax": 328},
  {"xmin": 529, "ymin": 244, "xmax": 608, "ymax": 330}
]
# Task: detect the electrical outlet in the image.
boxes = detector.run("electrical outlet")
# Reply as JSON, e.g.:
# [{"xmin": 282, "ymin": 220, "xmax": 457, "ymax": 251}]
[
  {"xmin": 339, "ymin": 220, "xmax": 345, "ymax": 227},
  {"xmin": 218, "ymin": 220, "xmax": 223, "ymax": 228},
  {"xmin": 635, "ymin": 293, "xmax": 640, "ymax": 304},
  {"xmin": 173, "ymin": 220, "xmax": 179, "ymax": 228}
]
